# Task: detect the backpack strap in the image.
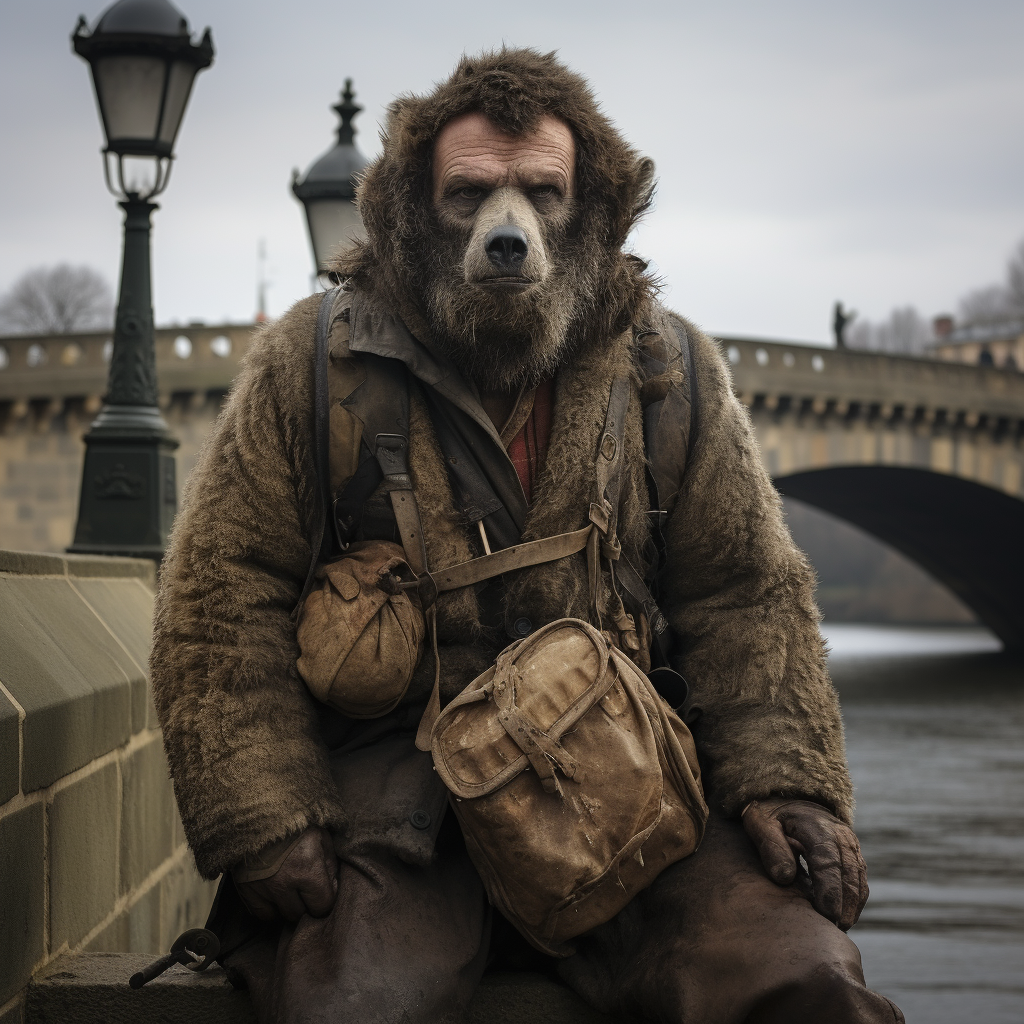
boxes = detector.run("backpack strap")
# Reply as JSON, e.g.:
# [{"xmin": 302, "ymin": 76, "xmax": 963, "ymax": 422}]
[
  {"xmin": 637, "ymin": 312, "xmax": 698, "ymax": 592},
  {"xmin": 296, "ymin": 289, "xmax": 428, "ymax": 604},
  {"xmin": 294, "ymin": 287, "xmax": 342, "ymax": 613},
  {"xmin": 669, "ymin": 311, "xmax": 700, "ymax": 461}
]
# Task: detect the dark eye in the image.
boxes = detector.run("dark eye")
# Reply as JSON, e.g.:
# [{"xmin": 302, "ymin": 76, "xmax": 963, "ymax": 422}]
[
  {"xmin": 530, "ymin": 185, "xmax": 557, "ymax": 200},
  {"xmin": 453, "ymin": 185, "xmax": 484, "ymax": 200}
]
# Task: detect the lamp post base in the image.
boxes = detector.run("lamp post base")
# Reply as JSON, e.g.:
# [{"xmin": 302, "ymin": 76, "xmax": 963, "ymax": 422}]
[{"xmin": 68, "ymin": 404, "xmax": 179, "ymax": 560}]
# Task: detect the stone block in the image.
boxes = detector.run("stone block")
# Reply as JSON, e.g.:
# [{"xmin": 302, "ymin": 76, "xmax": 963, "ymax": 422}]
[
  {"xmin": 0, "ymin": 551, "xmax": 65, "ymax": 576},
  {"xmin": 130, "ymin": 680, "xmax": 149, "ymax": 737},
  {"xmin": 0, "ymin": 577, "xmax": 135, "ymax": 791},
  {"xmin": 120, "ymin": 740, "xmax": 173, "ymax": 896},
  {"xmin": 71, "ymin": 579, "xmax": 154, "ymax": 678},
  {"xmin": 68, "ymin": 579, "xmax": 155, "ymax": 735},
  {"xmin": 49, "ymin": 763, "xmax": 119, "ymax": 950},
  {"xmin": 25, "ymin": 955, "xmax": 613, "ymax": 1024},
  {"xmin": 26, "ymin": 953, "xmax": 255, "ymax": 1024},
  {"xmin": 82, "ymin": 912, "xmax": 129, "ymax": 954},
  {"xmin": 0, "ymin": 994, "xmax": 24, "ymax": 1024},
  {"xmin": 65, "ymin": 556, "xmax": 156, "ymax": 588},
  {"xmin": 0, "ymin": 802, "xmax": 45, "ymax": 1004},
  {"xmin": 0, "ymin": 690, "xmax": 19, "ymax": 805},
  {"xmin": 127, "ymin": 885, "xmax": 162, "ymax": 954},
  {"xmin": 158, "ymin": 859, "xmax": 217, "ymax": 953},
  {"xmin": 81, "ymin": 885, "xmax": 160, "ymax": 956}
]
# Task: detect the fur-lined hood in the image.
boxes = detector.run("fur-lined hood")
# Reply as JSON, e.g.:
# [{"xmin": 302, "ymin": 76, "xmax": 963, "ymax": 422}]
[{"xmin": 334, "ymin": 48, "xmax": 658, "ymax": 346}]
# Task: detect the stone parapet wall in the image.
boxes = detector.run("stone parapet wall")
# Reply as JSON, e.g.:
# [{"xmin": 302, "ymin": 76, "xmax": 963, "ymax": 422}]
[
  {"xmin": 0, "ymin": 551, "xmax": 216, "ymax": 1024},
  {"xmin": 0, "ymin": 323, "xmax": 255, "ymax": 403},
  {"xmin": 0, "ymin": 396, "xmax": 223, "ymax": 554},
  {"xmin": 0, "ymin": 321, "xmax": 255, "ymax": 555}
]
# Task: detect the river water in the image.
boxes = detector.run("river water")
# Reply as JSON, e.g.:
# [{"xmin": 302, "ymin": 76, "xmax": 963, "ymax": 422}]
[{"xmin": 826, "ymin": 625, "xmax": 1024, "ymax": 1023}]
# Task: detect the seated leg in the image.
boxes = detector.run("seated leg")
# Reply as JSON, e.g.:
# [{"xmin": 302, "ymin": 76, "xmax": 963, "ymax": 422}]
[
  {"xmin": 224, "ymin": 836, "xmax": 489, "ymax": 1024},
  {"xmin": 559, "ymin": 811, "xmax": 903, "ymax": 1024}
]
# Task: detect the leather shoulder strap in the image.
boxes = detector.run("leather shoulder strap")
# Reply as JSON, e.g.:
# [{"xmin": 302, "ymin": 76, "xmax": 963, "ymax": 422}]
[
  {"xmin": 637, "ymin": 311, "xmax": 697, "ymax": 515},
  {"xmin": 293, "ymin": 288, "xmax": 341, "ymax": 613},
  {"xmin": 665, "ymin": 312, "xmax": 699, "ymax": 459}
]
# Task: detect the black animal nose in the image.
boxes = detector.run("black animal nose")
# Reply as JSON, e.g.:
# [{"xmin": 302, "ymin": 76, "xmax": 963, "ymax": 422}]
[{"xmin": 484, "ymin": 226, "xmax": 528, "ymax": 273}]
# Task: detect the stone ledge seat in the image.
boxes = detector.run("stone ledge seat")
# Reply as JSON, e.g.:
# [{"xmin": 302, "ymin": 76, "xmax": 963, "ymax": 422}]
[{"xmin": 25, "ymin": 953, "xmax": 612, "ymax": 1024}]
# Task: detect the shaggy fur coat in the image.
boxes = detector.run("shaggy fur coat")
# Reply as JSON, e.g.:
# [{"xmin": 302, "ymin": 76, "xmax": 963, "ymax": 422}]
[
  {"xmin": 151, "ymin": 48, "xmax": 852, "ymax": 880},
  {"xmin": 151, "ymin": 287, "xmax": 853, "ymax": 879}
]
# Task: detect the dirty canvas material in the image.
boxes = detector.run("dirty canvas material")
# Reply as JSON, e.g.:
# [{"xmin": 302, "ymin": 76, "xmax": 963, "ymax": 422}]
[
  {"xmin": 296, "ymin": 540, "xmax": 426, "ymax": 718},
  {"xmin": 432, "ymin": 618, "xmax": 708, "ymax": 955}
]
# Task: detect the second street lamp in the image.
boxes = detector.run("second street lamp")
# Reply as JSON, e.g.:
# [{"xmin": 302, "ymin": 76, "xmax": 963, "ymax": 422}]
[
  {"xmin": 292, "ymin": 80, "xmax": 370, "ymax": 277},
  {"xmin": 69, "ymin": 0, "xmax": 213, "ymax": 558}
]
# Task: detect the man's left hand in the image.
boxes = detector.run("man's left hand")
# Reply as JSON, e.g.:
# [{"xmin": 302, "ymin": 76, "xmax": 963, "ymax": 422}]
[{"xmin": 741, "ymin": 797, "xmax": 868, "ymax": 931}]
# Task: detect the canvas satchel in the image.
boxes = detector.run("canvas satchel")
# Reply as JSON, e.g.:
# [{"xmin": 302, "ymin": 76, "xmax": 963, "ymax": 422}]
[
  {"xmin": 296, "ymin": 540, "xmax": 426, "ymax": 718},
  {"xmin": 431, "ymin": 617, "xmax": 707, "ymax": 956}
]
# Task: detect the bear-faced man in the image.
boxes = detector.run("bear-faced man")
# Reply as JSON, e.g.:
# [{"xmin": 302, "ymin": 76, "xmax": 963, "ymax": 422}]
[{"xmin": 152, "ymin": 48, "xmax": 903, "ymax": 1024}]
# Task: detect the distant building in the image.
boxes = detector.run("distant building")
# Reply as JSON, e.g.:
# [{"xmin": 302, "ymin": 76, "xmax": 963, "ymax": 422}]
[{"xmin": 930, "ymin": 316, "xmax": 1024, "ymax": 371}]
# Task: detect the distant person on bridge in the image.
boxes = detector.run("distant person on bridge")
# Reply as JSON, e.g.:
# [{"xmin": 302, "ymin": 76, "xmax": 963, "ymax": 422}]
[
  {"xmin": 834, "ymin": 301, "xmax": 855, "ymax": 348},
  {"xmin": 151, "ymin": 49, "xmax": 903, "ymax": 1024}
]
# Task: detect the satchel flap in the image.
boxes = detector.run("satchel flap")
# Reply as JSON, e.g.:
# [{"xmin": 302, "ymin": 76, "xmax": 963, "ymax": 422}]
[{"xmin": 431, "ymin": 619, "xmax": 616, "ymax": 798}]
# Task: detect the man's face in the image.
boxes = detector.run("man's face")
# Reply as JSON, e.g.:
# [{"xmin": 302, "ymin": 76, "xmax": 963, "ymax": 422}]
[
  {"xmin": 432, "ymin": 112, "xmax": 576, "ymax": 293},
  {"xmin": 421, "ymin": 113, "xmax": 583, "ymax": 390}
]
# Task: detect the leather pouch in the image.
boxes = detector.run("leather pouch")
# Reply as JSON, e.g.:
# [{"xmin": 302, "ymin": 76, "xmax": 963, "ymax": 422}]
[
  {"xmin": 296, "ymin": 540, "xmax": 426, "ymax": 718},
  {"xmin": 430, "ymin": 617, "xmax": 708, "ymax": 956}
]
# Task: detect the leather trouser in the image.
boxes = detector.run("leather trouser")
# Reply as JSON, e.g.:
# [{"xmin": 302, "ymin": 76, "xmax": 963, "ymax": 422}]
[{"xmin": 220, "ymin": 810, "xmax": 903, "ymax": 1024}]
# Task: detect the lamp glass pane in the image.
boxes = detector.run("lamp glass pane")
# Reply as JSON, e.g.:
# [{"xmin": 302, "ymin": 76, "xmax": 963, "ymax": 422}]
[
  {"xmin": 119, "ymin": 154, "xmax": 161, "ymax": 195},
  {"xmin": 157, "ymin": 60, "xmax": 197, "ymax": 147},
  {"xmin": 93, "ymin": 55, "xmax": 166, "ymax": 146},
  {"xmin": 305, "ymin": 199, "xmax": 364, "ymax": 271}
]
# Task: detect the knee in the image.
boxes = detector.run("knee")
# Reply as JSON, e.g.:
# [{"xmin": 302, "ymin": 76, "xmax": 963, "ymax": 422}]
[{"xmin": 748, "ymin": 965, "xmax": 905, "ymax": 1024}]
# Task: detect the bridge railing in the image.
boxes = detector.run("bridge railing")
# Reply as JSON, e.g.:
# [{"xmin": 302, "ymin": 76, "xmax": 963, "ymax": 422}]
[
  {"xmin": 5, "ymin": 325, "xmax": 1023, "ymax": 427},
  {"xmin": 0, "ymin": 324, "xmax": 255, "ymax": 405},
  {"xmin": 719, "ymin": 336, "xmax": 1024, "ymax": 433}
]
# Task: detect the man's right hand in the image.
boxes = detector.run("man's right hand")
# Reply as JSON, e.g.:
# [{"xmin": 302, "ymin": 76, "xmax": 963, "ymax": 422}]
[{"xmin": 233, "ymin": 826, "xmax": 339, "ymax": 924}]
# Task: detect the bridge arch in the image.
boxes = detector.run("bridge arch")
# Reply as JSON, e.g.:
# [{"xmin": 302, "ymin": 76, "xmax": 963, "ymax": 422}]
[{"xmin": 775, "ymin": 465, "xmax": 1024, "ymax": 651}]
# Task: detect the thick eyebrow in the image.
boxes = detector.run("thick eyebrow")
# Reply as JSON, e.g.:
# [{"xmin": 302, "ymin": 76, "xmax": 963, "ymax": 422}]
[
  {"xmin": 439, "ymin": 167, "xmax": 571, "ymax": 196},
  {"xmin": 439, "ymin": 171, "xmax": 502, "ymax": 193},
  {"xmin": 515, "ymin": 170, "xmax": 570, "ymax": 192}
]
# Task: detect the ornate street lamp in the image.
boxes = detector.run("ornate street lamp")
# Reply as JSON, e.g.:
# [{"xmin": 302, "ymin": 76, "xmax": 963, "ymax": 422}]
[
  {"xmin": 292, "ymin": 80, "xmax": 370, "ymax": 276},
  {"xmin": 69, "ymin": 0, "xmax": 213, "ymax": 558}
]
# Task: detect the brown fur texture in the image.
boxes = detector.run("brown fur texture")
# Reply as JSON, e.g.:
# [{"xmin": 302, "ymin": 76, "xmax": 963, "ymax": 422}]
[
  {"xmin": 152, "ymin": 50, "xmax": 852, "ymax": 879},
  {"xmin": 658, "ymin": 322, "xmax": 852, "ymax": 822},
  {"xmin": 152, "ymin": 296, "xmax": 344, "ymax": 878}
]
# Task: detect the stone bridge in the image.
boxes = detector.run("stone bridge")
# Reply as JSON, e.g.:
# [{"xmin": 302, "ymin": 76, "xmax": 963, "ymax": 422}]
[
  {"xmin": 721, "ymin": 336, "xmax": 1024, "ymax": 650},
  {"xmin": 1, "ymin": 323, "xmax": 1023, "ymax": 647}
]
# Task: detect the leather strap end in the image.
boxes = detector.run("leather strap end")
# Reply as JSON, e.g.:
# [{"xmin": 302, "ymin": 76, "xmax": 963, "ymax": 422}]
[
  {"xmin": 414, "ymin": 686, "xmax": 439, "ymax": 753},
  {"xmin": 415, "ymin": 609, "xmax": 441, "ymax": 752}
]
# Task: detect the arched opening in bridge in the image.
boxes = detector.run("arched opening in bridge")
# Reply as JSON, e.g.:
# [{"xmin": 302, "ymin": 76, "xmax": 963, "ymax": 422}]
[
  {"xmin": 781, "ymin": 497, "xmax": 975, "ymax": 626},
  {"xmin": 775, "ymin": 466, "xmax": 1024, "ymax": 652}
]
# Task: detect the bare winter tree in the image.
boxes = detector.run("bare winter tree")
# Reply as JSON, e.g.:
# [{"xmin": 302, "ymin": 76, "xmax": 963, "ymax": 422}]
[
  {"xmin": 847, "ymin": 306, "xmax": 932, "ymax": 354},
  {"xmin": 0, "ymin": 264, "xmax": 114, "ymax": 335},
  {"xmin": 958, "ymin": 238, "xmax": 1024, "ymax": 325}
]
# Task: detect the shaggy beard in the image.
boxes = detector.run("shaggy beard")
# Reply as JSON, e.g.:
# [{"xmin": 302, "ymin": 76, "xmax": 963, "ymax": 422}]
[{"xmin": 421, "ymin": 240, "xmax": 591, "ymax": 391}]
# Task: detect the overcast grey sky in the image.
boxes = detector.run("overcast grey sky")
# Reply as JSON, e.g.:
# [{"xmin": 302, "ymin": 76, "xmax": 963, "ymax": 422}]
[{"xmin": 1, "ymin": 0, "xmax": 1022, "ymax": 343}]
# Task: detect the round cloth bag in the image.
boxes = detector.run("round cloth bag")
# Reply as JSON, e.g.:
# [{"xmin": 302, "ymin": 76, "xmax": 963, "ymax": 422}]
[{"xmin": 296, "ymin": 540, "xmax": 426, "ymax": 718}]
